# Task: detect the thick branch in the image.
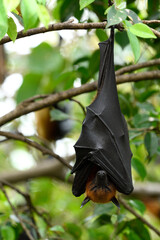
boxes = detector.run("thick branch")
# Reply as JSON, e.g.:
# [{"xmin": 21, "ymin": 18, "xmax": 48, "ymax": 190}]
[
  {"xmin": 119, "ymin": 196, "xmax": 160, "ymax": 236},
  {"xmin": 0, "ymin": 20, "xmax": 160, "ymax": 45},
  {"xmin": 0, "ymin": 70, "xmax": 160, "ymax": 127},
  {"xmin": 0, "ymin": 160, "xmax": 73, "ymax": 183},
  {"xmin": 0, "ymin": 161, "xmax": 160, "ymax": 198},
  {"xmin": 0, "ymin": 131, "xmax": 72, "ymax": 170},
  {"xmin": 0, "ymin": 21, "xmax": 107, "ymax": 45}
]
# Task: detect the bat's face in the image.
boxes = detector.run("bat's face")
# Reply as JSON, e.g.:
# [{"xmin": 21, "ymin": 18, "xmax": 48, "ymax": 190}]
[{"xmin": 95, "ymin": 170, "xmax": 108, "ymax": 187}]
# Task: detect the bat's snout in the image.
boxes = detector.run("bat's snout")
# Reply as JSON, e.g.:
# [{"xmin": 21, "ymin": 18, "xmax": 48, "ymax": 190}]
[{"xmin": 96, "ymin": 170, "xmax": 107, "ymax": 179}]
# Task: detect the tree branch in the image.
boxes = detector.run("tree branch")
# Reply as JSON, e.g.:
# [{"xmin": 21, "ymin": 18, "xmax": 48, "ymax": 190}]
[
  {"xmin": 0, "ymin": 131, "xmax": 72, "ymax": 170},
  {"xmin": 119, "ymin": 196, "xmax": 160, "ymax": 236},
  {"xmin": 142, "ymin": 20, "xmax": 160, "ymax": 24},
  {"xmin": 0, "ymin": 160, "xmax": 160, "ymax": 198},
  {"xmin": 116, "ymin": 58, "xmax": 160, "ymax": 75},
  {"xmin": 0, "ymin": 180, "xmax": 52, "ymax": 228},
  {"xmin": 0, "ymin": 20, "xmax": 160, "ymax": 45},
  {"xmin": 0, "ymin": 70, "xmax": 160, "ymax": 127},
  {"xmin": 0, "ymin": 183, "xmax": 35, "ymax": 240},
  {"xmin": 0, "ymin": 21, "xmax": 107, "ymax": 45},
  {"xmin": 149, "ymin": 27, "xmax": 160, "ymax": 38},
  {"xmin": 0, "ymin": 159, "xmax": 73, "ymax": 184}
]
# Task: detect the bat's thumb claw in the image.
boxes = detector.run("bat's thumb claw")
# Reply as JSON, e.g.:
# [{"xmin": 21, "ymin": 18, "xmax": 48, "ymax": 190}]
[
  {"xmin": 80, "ymin": 196, "xmax": 90, "ymax": 208},
  {"xmin": 111, "ymin": 197, "xmax": 120, "ymax": 209}
]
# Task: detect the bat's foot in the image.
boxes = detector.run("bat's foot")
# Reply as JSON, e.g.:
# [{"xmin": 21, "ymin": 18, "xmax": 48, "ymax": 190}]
[
  {"xmin": 111, "ymin": 197, "xmax": 120, "ymax": 209},
  {"xmin": 80, "ymin": 196, "xmax": 90, "ymax": 208}
]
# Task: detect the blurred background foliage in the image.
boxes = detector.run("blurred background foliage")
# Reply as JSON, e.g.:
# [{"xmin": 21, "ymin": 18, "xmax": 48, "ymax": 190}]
[{"xmin": 0, "ymin": 0, "xmax": 160, "ymax": 239}]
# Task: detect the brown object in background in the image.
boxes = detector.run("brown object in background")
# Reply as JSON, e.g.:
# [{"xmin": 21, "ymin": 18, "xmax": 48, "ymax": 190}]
[
  {"xmin": 143, "ymin": 197, "xmax": 160, "ymax": 219},
  {"xmin": 35, "ymin": 106, "xmax": 72, "ymax": 141},
  {"xmin": 0, "ymin": 45, "xmax": 6, "ymax": 84}
]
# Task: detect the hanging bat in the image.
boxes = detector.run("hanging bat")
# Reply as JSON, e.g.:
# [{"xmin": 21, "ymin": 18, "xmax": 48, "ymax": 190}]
[
  {"xmin": 71, "ymin": 27, "xmax": 133, "ymax": 208},
  {"xmin": 35, "ymin": 103, "xmax": 71, "ymax": 141}
]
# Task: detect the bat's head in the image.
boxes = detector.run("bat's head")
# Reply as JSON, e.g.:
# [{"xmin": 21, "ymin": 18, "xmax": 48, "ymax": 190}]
[{"xmin": 95, "ymin": 170, "xmax": 108, "ymax": 187}]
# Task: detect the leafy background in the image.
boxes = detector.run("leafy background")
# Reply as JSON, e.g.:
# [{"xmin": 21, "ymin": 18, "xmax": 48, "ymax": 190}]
[{"xmin": 0, "ymin": 0, "xmax": 160, "ymax": 239}]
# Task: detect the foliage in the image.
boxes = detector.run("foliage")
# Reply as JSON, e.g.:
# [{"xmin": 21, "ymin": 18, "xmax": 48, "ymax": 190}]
[{"xmin": 0, "ymin": 0, "xmax": 160, "ymax": 240}]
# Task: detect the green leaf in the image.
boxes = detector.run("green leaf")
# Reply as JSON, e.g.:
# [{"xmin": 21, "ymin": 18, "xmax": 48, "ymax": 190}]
[
  {"xmin": 94, "ymin": 203, "xmax": 116, "ymax": 216},
  {"xmin": 127, "ymin": 219, "xmax": 151, "ymax": 240},
  {"xmin": 111, "ymin": 214, "xmax": 117, "ymax": 224},
  {"xmin": 4, "ymin": 0, "xmax": 20, "ymax": 11},
  {"xmin": 0, "ymin": 0, "xmax": 8, "ymax": 40},
  {"xmin": 127, "ymin": 30, "xmax": 140, "ymax": 62},
  {"xmin": 88, "ymin": 49, "xmax": 100, "ymax": 77},
  {"xmin": 124, "ymin": 229, "xmax": 141, "ymax": 240},
  {"xmin": 104, "ymin": 6, "xmax": 112, "ymax": 15},
  {"xmin": 1, "ymin": 226, "xmax": 15, "ymax": 240},
  {"xmin": 52, "ymin": 71, "xmax": 77, "ymax": 90},
  {"xmin": 37, "ymin": 4, "xmax": 50, "ymax": 28},
  {"xmin": 129, "ymin": 23, "xmax": 157, "ymax": 39},
  {"xmin": 125, "ymin": 20, "xmax": 140, "ymax": 62},
  {"xmin": 116, "ymin": 1, "xmax": 126, "ymax": 9},
  {"xmin": 107, "ymin": 5, "xmax": 127, "ymax": 27},
  {"xmin": 91, "ymin": 214, "xmax": 111, "ymax": 227},
  {"xmin": 7, "ymin": 17, "xmax": 17, "ymax": 42},
  {"xmin": 79, "ymin": 0, "xmax": 94, "ymax": 10},
  {"xmin": 96, "ymin": 29, "xmax": 108, "ymax": 42},
  {"xmin": 65, "ymin": 223, "xmax": 82, "ymax": 239},
  {"xmin": 138, "ymin": 89, "xmax": 159, "ymax": 102},
  {"xmin": 20, "ymin": 0, "xmax": 38, "ymax": 30},
  {"xmin": 124, "ymin": 9, "xmax": 141, "ymax": 23},
  {"xmin": 132, "ymin": 158, "xmax": 147, "ymax": 180},
  {"xmin": 132, "ymin": 113, "xmax": 153, "ymax": 128},
  {"xmin": 28, "ymin": 42, "xmax": 63, "ymax": 74},
  {"xmin": 16, "ymin": 73, "xmax": 42, "ymax": 103},
  {"xmin": 37, "ymin": 0, "xmax": 46, "ymax": 4},
  {"xmin": 50, "ymin": 109, "xmax": 70, "ymax": 121},
  {"xmin": 144, "ymin": 132, "xmax": 158, "ymax": 157},
  {"xmin": 78, "ymin": 66, "xmax": 90, "ymax": 84},
  {"xmin": 128, "ymin": 199, "xmax": 146, "ymax": 214},
  {"xmin": 50, "ymin": 225, "xmax": 65, "ymax": 233}
]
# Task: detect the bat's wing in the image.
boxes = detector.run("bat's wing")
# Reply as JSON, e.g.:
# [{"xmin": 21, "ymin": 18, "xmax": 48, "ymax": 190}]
[{"xmin": 72, "ymin": 28, "xmax": 133, "ymax": 196}]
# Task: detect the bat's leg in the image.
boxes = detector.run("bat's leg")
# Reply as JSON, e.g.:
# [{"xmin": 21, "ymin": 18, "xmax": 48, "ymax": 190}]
[
  {"xmin": 80, "ymin": 196, "xmax": 90, "ymax": 208},
  {"xmin": 111, "ymin": 197, "xmax": 120, "ymax": 209}
]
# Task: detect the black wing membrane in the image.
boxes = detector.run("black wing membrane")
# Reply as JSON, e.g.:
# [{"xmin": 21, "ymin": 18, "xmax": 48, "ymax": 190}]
[{"xmin": 72, "ymin": 28, "xmax": 133, "ymax": 197}]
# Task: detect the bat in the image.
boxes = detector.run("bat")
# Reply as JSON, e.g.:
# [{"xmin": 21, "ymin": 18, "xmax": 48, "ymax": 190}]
[
  {"xmin": 71, "ymin": 27, "xmax": 133, "ymax": 208},
  {"xmin": 35, "ymin": 103, "xmax": 71, "ymax": 141}
]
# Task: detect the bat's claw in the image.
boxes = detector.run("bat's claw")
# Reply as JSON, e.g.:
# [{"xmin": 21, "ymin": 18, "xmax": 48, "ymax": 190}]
[
  {"xmin": 80, "ymin": 196, "xmax": 90, "ymax": 208},
  {"xmin": 111, "ymin": 197, "xmax": 120, "ymax": 209}
]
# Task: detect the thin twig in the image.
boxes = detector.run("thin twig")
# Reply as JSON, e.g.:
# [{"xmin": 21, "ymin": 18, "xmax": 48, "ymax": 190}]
[
  {"xmin": 119, "ymin": 196, "xmax": 160, "ymax": 236},
  {"xmin": 149, "ymin": 27, "xmax": 160, "ymax": 38},
  {"xmin": 142, "ymin": 20, "xmax": 160, "ymax": 24},
  {"xmin": 0, "ymin": 70, "xmax": 160, "ymax": 127},
  {"xmin": 30, "ymin": 205, "xmax": 52, "ymax": 227},
  {"xmin": 69, "ymin": 98, "xmax": 86, "ymax": 116},
  {"xmin": 0, "ymin": 180, "xmax": 52, "ymax": 227},
  {"xmin": 0, "ymin": 181, "xmax": 39, "ymax": 234},
  {"xmin": 0, "ymin": 183, "xmax": 35, "ymax": 240},
  {"xmin": 0, "ymin": 131, "xmax": 72, "ymax": 170}
]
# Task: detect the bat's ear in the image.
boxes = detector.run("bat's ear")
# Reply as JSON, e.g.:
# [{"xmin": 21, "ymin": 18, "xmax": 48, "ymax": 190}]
[
  {"xmin": 111, "ymin": 197, "xmax": 120, "ymax": 209},
  {"xmin": 80, "ymin": 196, "xmax": 90, "ymax": 208}
]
